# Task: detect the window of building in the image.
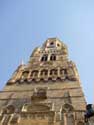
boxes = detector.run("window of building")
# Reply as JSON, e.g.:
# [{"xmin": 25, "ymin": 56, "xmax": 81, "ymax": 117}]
[
  {"xmin": 40, "ymin": 70, "xmax": 48, "ymax": 76},
  {"xmin": 41, "ymin": 54, "xmax": 48, "ymax": 61},
  {"xmin": 60, "ymin": 69, "xmax": 65, "ymax": 75},
  {"xmin": 50, "ymin": 69, "xmax": 57, "ymax": 75},
  {"xmin": 31, "ymin": 70, "xmax": 38, "ymax": 77},
  {"xmin": 22, "ymin": 71, "xmax": 29, "ymax": 79},
  {"xmin": 50, "ymin": 54, "xmax": 56, "ymax": 61}
]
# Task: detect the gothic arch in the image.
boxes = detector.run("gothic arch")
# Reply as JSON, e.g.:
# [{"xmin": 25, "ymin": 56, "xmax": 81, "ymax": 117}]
[
  {"xmin": 40, "ymin": 69, "xmax": 48, "ymax": 76},
  {"xmin": 50, "ymin": 54, "xmax": 56, "ymax": 61},
  {"xmin": 60, "ymin": 69, "xmax": 65, "ymax": 75},
  {"xmin": 50, "ymin": 69, "xmax": 57, "ymax": 76},
  {"xmin": 41, "ymin": 54, "xmax": 48, "ymax": 61},
  {"xmin": 22, "ymin": 71, "xmax": 29, "ymax": 79},
  {"xmin": 31, "ymin": 70, "xmax": 39, "ymax": 77}
]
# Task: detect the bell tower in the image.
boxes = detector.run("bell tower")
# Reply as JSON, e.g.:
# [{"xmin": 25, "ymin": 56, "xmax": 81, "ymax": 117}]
[{"xmin": 0, "ymin": 38, "xmax": 86, "ymax": 125}]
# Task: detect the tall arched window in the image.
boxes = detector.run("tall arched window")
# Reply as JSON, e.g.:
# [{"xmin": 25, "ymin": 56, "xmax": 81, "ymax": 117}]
[
  {"xmin": 41, "ymin": 54, "xmax": 48, "ymax": 61},
  {"xmin": 50, "ymin": 54, "xmax": 56, "ymax": 61}
]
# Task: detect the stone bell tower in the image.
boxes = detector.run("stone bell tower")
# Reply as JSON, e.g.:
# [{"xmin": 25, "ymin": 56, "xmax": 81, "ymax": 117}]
[{"xmin": 0, "ymin": 38, "xmax": 86, "ymax": 125}]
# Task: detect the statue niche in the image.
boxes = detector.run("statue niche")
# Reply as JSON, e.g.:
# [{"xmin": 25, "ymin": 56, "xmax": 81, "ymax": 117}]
[{"xmin": 31, "ymin": 88, "xmax": 47, "ymax": 101}]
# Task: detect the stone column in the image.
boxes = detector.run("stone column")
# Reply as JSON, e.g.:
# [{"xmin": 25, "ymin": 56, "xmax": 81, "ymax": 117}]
[
  {"xmin": 38, "ymin": 70, "xmax": 41, "ymax": 78},
  {"xmin": 48, "ymin": 54, "xmax": 51, "ymax": 61},
  {"xmin": 58, "ymin": 67, "xmax": 60, "ymax": 77},
  {"xmin": 48, "ymin": 70, "xmax": 50, "ymax": 78},
  {"xmin": 28, "ymin": 70, "xmax": 31, "ymax": 79}
]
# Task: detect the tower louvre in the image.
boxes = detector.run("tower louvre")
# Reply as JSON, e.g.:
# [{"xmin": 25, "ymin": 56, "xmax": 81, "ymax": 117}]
[{"xmin": 0, "ymin": 38, "xmax": 87, "ymax": 125}]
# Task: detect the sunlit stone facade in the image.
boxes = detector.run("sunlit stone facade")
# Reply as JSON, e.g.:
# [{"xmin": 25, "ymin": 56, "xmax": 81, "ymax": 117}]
[{"xmin": 0, "ymin": 38, "xmax": 89, "ymax": 125}]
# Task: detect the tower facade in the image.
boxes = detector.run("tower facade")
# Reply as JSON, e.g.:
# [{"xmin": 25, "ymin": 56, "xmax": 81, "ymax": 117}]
[{"xmin": 0, "ymin": 38, "xmax": 86, "ymax": 125}]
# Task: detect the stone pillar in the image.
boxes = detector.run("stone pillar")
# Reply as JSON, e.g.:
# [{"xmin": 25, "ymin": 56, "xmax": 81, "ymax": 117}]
[
  {"xmin": 58, "ymin": 67, "xmax": 60, "ymax": 77},
  {"xmin": 48, "ymin": 54, "xmax": 51, "ymax": 61},
  {"xmin": 48, "ymin": 70, "xmax": 50, "ymax": 78},
  {"xmin": 28, "ymin": 70, "xmax": 31, "ymax": 78},
  {"xmin": 38, "ymin": 70, "xmax": 41, "ymax": 78}
]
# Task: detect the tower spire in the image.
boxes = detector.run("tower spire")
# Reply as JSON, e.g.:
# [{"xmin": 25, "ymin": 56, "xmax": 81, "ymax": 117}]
[{"xmin": 21, "ymin": 59, "xmax": 24, "ymax": 65}]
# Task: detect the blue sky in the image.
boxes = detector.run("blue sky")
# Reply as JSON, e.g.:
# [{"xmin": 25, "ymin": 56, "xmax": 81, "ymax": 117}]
[{"xmin": 0, "ymin": 0, "xmax": 94, "ymax": 103}]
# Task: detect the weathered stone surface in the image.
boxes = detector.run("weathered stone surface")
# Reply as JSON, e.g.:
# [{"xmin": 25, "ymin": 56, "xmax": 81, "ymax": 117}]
[{"xmin": 0, "ymin": 38, "xmax": 88, "ymax": 125}]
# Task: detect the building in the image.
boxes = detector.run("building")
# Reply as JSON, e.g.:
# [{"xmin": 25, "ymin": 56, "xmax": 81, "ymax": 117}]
[{"xmin": 0, "ymin": 38, "xmax": 92, "ymax": 125}]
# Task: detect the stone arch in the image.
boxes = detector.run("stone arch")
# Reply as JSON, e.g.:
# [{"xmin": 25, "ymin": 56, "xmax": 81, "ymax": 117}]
[
  {"xmin": 31, "ymin": 70, "xmax": 39, "ymax": 77},
  {"xmin": 60, "ymin": 69, "xmax": 65, "ymax": 75},
  {"xmin": 77, "ymin": 121, "xmax": 84, "ymax": 125},
  {"xmin": 56, "ymin": 77, "xmax": 62, "ymax": 81},
  {"xmin": 50, "ymin": 69, "xmax": 57, "ymax": 76},
  {"xmin": 60, "ymin": 69, "xmax": 66, "ymax": 80},
  {"xmin": 40, "ymin": 69, "xmax": 48, "ymax": 76},
  {"xmin": 41, "ymin": 54, "xmax": 48, "ymax": 61},
  {"xmin": 50, "ymin": 54, "xmax": 56, "ymax": 61},
  {"xmin": 22, "ymin": 71, "xmax": 29, "ymax": 79}
]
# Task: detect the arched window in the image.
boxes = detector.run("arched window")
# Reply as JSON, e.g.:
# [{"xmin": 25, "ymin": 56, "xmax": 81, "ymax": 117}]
[
  {"xmin": 50, "ymin": 69, "xmax": 57, "ymax": 75},
  {"xmin": 40, "ymin": 70, "xmax": 48, "ymax": 76},
  {"xmin": 50, "ymin": 54, "xmax": 56, "ymax": 61},
  {"xmin": 22, "ymin": 71, "xmax": 29, "ymax": 79},
  {"xmin": 60, "ymin": 69, "xmax": 65, "ymax": 75},
  {"xmin": 31, "ymin": 70, "xmax": 38, "ymax": 77},
  {"xmin": 41, "ymin": 54, "xmax": 48, "ymax": 61}
]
